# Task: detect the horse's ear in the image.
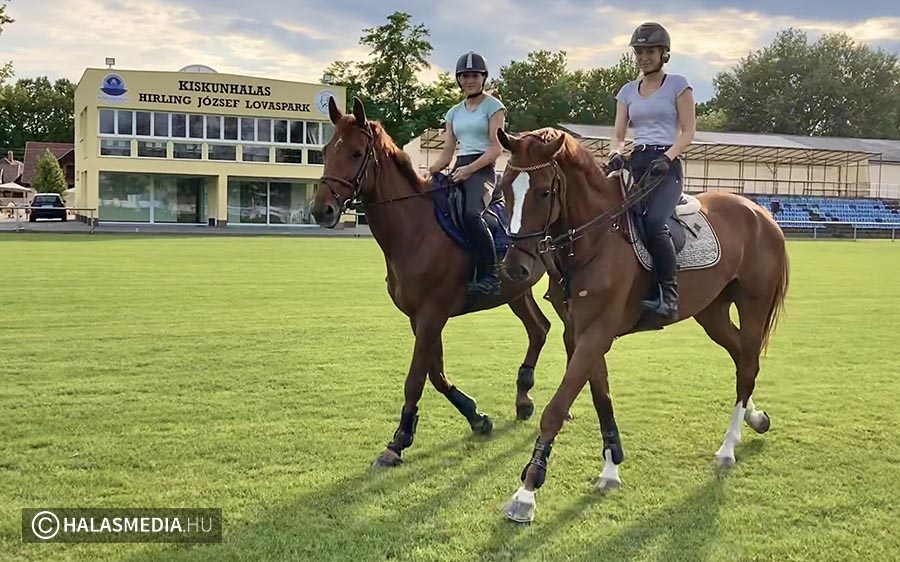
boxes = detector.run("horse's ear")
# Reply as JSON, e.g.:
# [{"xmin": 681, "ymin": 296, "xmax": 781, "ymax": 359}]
[
  {"xmin": 497, "ymin": 128, "xmax": 520, "ymax": 153},
  {"xmin": 536, "ymin": 133, "xmax": 566, "ymax": 161},
  {"xmin": 328, "ymin": 96, "xmax": 342, "ymax": 125},
  {"xmin": 352, "ymin": 96, "xmax": 367, "ymax": 127}
]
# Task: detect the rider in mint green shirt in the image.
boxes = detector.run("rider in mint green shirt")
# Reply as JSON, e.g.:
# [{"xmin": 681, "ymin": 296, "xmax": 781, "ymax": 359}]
[{"xmin": 428, "ymin": 51, "xmax": 507, "ymax": 296}]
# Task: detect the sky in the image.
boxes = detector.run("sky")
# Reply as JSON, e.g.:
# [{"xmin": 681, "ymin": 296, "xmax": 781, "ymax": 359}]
[{"xmin": 2, "ymin": 0, "xmax": 899, "ymax": 102}]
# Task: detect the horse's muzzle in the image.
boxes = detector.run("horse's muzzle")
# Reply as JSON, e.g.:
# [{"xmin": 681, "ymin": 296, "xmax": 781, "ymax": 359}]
[{"xmin": 311, "ymin": 202, "xmax": 340, "ymax": 228}]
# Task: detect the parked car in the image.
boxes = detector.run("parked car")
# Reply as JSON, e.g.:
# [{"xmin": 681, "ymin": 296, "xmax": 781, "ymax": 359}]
[{"xmin": 29, "ymin": 193, "xmax": 68, "ymax": 221}]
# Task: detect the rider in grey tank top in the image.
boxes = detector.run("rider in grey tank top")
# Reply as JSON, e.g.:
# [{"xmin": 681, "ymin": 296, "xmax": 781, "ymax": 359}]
[{"xmin": 608, "ymin": 22, "xmax": 697, "ymax": 323}]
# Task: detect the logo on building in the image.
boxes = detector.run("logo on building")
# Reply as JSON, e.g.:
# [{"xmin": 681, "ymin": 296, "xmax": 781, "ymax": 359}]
[
  {"xmin": 98, "ymin": 73, "xmax": 130, "ymax": 102},
  {"xmin": 315, "ymin": 89, "xmax": 337, "ymax": 116}
]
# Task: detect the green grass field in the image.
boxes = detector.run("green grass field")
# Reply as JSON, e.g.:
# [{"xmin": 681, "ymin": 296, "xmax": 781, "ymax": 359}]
[{"xmin": 2, "ymin": 235, "xmax": 899, "ymax": 562}]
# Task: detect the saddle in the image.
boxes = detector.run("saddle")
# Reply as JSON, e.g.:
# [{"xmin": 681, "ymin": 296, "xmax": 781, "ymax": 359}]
[
  {"xmin": 617, "ymin": 172, "xmax": 722, "ymax": 273},
  {"xmin": 626, "ymin": 193, "xmax": 701, "ymax": 253},
  {"xmin": 432, "ymin": 172, "xmax": 512, "ymax": 259}
]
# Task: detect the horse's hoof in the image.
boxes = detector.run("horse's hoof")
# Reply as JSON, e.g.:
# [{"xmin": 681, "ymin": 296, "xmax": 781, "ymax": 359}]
[
  {"xmin": 516, "ymin": 402, "xmax": 535, "ymax": 420},
  {"xmin": 372, "ymin": 449, "xmax": 403, "ymax": 468},
  {"xmin": 595, "ymin": 477, "xmax": 621, "ymax": 491},
  {"xmin": 503, "ymin": 487, "xmax": 535, "ymax": 523},
  {"xmin": 471, "ymin": 414, "xmax": 493, "ymax": 435},
  {"xmin": 747, "ymin": 411, "xmax": 771, "ymax": 434},
  {"xmin": 714, "ymin": 454, "xmax": 736, "ymax": 469}
]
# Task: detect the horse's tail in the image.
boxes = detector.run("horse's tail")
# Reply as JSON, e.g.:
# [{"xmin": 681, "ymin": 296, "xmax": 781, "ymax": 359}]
[{"xmin": 760, "ymin": 246, "xmax": 790, "ymax": 356}]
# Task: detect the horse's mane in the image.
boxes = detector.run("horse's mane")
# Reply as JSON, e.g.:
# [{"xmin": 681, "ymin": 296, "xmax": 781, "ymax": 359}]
[
  {"xmin": 526, "ymin": 127, "xmax": 610, "ymax": 179},
  {"xmin": 369, "ymin": 120, "xmax": 425, "ymax": 193}
]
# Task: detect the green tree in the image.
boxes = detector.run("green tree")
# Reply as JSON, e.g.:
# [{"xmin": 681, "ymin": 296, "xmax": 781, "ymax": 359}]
[
  {"xmin": 31, "ymin": 148, "xmax": 67, "ymax": 194},
  {"xmin": 357, "ymin": 11, "xmax": 432, "ymax": 146},
  {"xmin": 322, "ymin": 11, "xmax": 438, "ymax": 147},
  {"xmin": 696, "ymin": 107, "xmax": 728, "ymax": 132},
  {"xmin": 0, "ymin": 0, "xmax": 15, "ymax": 87},
  {"xmin": 710, "ymin": 28, "xmax": 900, "ymax": 138},
  {"xmin": 492, "ymin": 50, "xmax": 641, "ymax": 130},
  {"xmin": 569, "ymin": 52, "xmax": 640, "ymax": 125},
  {"xmin": 493, "ymin": 50, "xmax": 573, "ymax": 132},
  {"xmin": 413, "ymin": 71, "xmax": 458, "ymax": 136},
  {"xmin": 0, "ymin": 77, "xmax": 76, "ymax": 150}
]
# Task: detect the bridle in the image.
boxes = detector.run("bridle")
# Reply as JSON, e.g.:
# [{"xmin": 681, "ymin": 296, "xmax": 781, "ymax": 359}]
[
  {"xmin": 319, "ymin": 121, "xmax": 455, "ymax": 212},
  {"xmin": 507, "ymin": 156, "xmax": 665, "ymax": 258},
  {"xmin": 506, "ymin": 159, "xmax": 565, "ymax": 261},
  {"xmin": 320, "ymin": 123, "xmax": 378, "ymax": 212}
]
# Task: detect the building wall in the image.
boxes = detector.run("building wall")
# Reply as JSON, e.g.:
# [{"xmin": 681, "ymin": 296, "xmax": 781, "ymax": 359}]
[
  {"xmin": 74, "ymin": 68, "xmax": 346, "ymax": 225},
  {"xmin": 870, "ymin": 162, "xmax": 900, "ymax": 199}
]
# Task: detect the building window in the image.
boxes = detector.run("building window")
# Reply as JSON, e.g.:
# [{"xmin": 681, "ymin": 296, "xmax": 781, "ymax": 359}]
[
  {"xmin": 274, "ymin": 120, "xmax": 288, "ymax": 143},
  {"xmin": 306, "ymin": 122, "xmax": 320, "ymax": 145},
  {"xmin": 137, "ymin": 141, "xmax": 167, "ymax": 158},
  {"xmin": 257, "ymin": 118, "xmax": 272, "ymax": 142},
  {"xmin": 100, "ymin": 139, "xmax": 131, "ymax": 156},
  {"xmin": 209, "ymin": 144, "xmax": 236, "ymax": 161},
  {"xmin": 172, "ymin": 114, "xmax": 187, "ymax": 138},
  {"xmin": 290, "ymin": 121, "xmax": 304, "ymax": 144},
  {"xmin": 117, "ymin": 111, "xmax": 134, "ymax": 135},
  {"xmin": 308, "ymin": 149, "xmax": 324, "ymax": 165},
  {"xmin": 98, "ymin": 172, "xmax": 151, "ymax": 222},
  {"xmin": 242, "ymin": 145, "xmax": 269, "ymax": 162},
  {"xmin": 206, "ymin": 116, "xmax": 221, "ymax": 140},
  {"xmin": 275, "ymin": 148, "xmax": 303, "ymax": 164},
  {"xmin": 224, "ymin": 117, "xmax": 238, "ymax": 140},
  {"xmin": 240, "ymin": 118, "xmax": 255, "ymax": 141},
  {"xmin": 173, "ymin": 142, "xmax": 202, "ymax": 159},
  {"xmin": 322, "ymin": 122, "xmax": 335, "ymax": 144},
  {"xmin": 99, "ymin": 110, "xmax": 115, "ymax": 134},
  {"xmin": 136, "ymin": 112, "xmax": 152, "ymax": 136},
  {"xmin": 189, "ymin": 115, "xmax": 204, "ymax": 139},
  {"xmin": 153, "ymin": 113, "xmax": 169, "ymax": 137}
]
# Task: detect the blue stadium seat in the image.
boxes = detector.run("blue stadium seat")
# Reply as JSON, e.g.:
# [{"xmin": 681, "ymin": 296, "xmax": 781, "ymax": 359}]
[{"xmin": 742, "ymin": 195, "xmax": 900, "ymax": 229}]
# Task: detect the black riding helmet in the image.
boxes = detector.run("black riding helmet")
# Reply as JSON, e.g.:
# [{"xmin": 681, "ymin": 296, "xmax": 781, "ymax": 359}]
[
  {"xmin": 629, "ymin": 22, "xmax": 671, "ymax": 66},
  {"xmin": 629, "ymin": 22, "xmax": 670, "ymax": 49},
  {"xmin": 455, "ymin": 51, "xmax": 489, "ymax": 97},
  {"xmin": 455, "ymin": 51, "xmax": 489, "ymax": 78}
]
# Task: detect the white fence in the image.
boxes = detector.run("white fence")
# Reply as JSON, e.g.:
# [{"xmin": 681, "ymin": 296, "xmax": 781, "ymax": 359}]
[
  {"xmin": 4, "ymin": 206, "xmax": 97, "ymax": 233},
  {"xmin": 777, "ymin": 220, "xmax": 900, "ymax": 240}
]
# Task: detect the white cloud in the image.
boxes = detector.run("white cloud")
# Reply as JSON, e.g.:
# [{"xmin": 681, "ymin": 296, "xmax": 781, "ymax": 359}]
[{"xmin": 2, "ymin": 0, "xmax": 898, "ymax": 104}]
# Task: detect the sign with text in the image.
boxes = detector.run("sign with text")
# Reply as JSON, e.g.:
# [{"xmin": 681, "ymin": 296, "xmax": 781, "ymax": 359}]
[
  {"xmin": 22, "ymin": 508, "xmax": 222, "ymax": 543},
  {"xmin": 80, "ymin": 68, "xmax": 345, "ymax": 120}
]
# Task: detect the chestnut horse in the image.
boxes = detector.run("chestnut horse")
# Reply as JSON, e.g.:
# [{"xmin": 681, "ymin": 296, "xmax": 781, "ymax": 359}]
[
  {"xmin": 496, "ymin": 128, "xmax": 789, "ymax": 523},
  {"xmin": 310, "ymin": 97, "xmax": 570, "ymax": 467}
]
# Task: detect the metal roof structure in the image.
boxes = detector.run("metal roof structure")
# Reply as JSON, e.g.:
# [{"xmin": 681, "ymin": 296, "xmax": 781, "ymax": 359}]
[
  {"xmin": 417, "ymin": 123, "xmax": 900, "ymax": 167},
  {"xmin": 559, "ymin": 124, "xmax": 900, "ymax": 166}
]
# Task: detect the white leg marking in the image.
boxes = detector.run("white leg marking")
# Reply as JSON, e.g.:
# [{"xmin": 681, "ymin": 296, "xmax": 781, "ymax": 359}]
[
  {"xmin": 510, "ymin": 173, "xmax": 530, "ymax": 235},
  {"xmin": 715, "ymin": 403, "xmax": 746, "ymax": 466},
  {"xmin": 596, "ymin": 448, "xmax": 621, "ymax": 490},
  {"xmin": 744, "ymin": 396, "xmax": 770, "ymax": 432}
]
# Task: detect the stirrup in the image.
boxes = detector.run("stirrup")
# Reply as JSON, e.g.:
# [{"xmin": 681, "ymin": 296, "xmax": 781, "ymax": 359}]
[{"xmin": 468, "ymin": 274, "xmax": 501, "ymax": 296}]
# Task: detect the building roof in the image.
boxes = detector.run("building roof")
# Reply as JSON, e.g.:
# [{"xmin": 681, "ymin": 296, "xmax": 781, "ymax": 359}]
[
  {"xmin": 558, "ymin": 124, "xmax": 900, "ymax": 165},
  {"xmin": 22, "ymin": 142, "xmax": 75, "ymax": 185}
]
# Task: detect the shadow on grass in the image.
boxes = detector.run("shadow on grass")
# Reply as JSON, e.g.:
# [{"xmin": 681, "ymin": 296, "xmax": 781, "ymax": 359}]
[
  {"xmin": 477, "ymin": 438, "xmax": 768, "ymax": 562},
  {"xmin": 104, "ymin": 419, "xmax": 537, "ymax": 562}
]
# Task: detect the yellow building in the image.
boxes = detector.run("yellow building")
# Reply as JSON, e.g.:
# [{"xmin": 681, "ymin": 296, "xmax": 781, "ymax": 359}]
[{"xmin": 73, "ymin": 65, "xmax": 346, "ymax": 226}]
